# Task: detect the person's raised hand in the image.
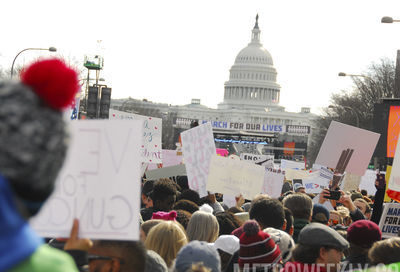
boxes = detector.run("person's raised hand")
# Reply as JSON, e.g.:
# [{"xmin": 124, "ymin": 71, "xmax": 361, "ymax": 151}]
[
  {"xmin": 336, "ymin": 191, "xmax": 356, "ymax": 212},
  {"xmin": 319, "ymin": 188, "xmax": 330, "ymax": 204},
  {"xmin": 64, "ymin": 218, "xmax": 93, "ymax": 251},
  {"xmin": 235, "ymin": 194, "xmax": 245, "ymax": 208}
]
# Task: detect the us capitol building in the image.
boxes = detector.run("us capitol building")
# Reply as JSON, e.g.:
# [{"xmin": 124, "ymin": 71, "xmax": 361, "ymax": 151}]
[{"xmin": 112, "ymin": 15, "xmax": 315, "ymax": 160}]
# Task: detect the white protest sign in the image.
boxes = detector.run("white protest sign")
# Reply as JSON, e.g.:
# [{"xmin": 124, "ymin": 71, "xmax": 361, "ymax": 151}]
[
  {"xmin": 342, "ymin": 173, "xmax": 362, "ymax": 192},
  {"xmin": 207, "ymin": 154, "xmax": 265, "ymax": 200},
  {"xmin": 147, "ymin": 149, "xmax": 183, "ymax": 170},
  {"xmin": 303, "ymin": 169, "xmax": 332, "ymax": 194},
  {"xmin": 222, "ymin": 194, "xmax": 237, "ymax": 209},
  {"xmin": 360, "ymin": 169, "xmax": 378, "ymax": 195},
  {"xmin": 240, "ymin": 153, "xmax": 274, "ymax": 169},
  {"xmin": 280, "ymin": 159, "xmax": 305, "ymax": 170},
  {"xmin": 109, "ymin": 109, "xmax": 162, "ymax": 163},
  {"xmin": 284, "ymin": 169, "xmax": 310, "ymax": 181},
  {"xmin": 30, "ymin": 120, "xmax": 143, "ymax": 240},
  {"xmin": 181, "ymin": 123, "xmax": 216, "ymax": 197},
  {"xmin": 262, "ymin": 170, "xmax": 285, "ymax": 198},
  {"xmin": 379, "ymin": 203, "xmax": 400, "ymax": 238},
  {"xmin": 315, "ymin": 121, "xmax": 380, "ymax": 176}
]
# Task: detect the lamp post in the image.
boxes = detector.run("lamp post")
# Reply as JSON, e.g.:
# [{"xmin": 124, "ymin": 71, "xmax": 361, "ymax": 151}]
[
  {"xmin": 10, "ymin": 47, "xmax": 57, "ymax": 79},
  {"xmin": 328, "ymin": 105, "xmax": 359, "ymax": 127}
]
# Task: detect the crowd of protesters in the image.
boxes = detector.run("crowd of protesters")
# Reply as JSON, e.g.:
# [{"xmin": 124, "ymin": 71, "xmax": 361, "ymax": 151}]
[{"xmin": 2, "ymin": 58, "xmax": 400, "ymax": 272}]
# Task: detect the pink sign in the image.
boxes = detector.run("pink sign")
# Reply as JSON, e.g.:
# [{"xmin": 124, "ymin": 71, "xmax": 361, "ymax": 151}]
[{"xmin": 216, "ymin": 148, "xmax": 229, "ymax": 157}]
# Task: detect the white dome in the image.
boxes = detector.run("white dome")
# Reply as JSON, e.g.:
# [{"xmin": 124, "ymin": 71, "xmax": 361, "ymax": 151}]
[
  {"xmin": 218, "ymin": 15, "xmax": 282, "ymax": 112},
  {"xmin": 235, "ymin": 45, "xmax": 273, "ymax": 66}
]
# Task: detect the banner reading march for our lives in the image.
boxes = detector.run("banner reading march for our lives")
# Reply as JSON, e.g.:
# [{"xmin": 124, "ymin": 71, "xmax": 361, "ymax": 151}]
[
  {"xmin": 109, "ymin": 109, "xmax": 162, "ymax": 163},
  {"xmin": 379, "ymin": 203, "xmax": 400, "ymax": 238},
  {"xmin": 181, "ymin": 123, "xmax": 216, "ymax": 197},
  {"xmin": 30, "ymin": 120, "xmax": 144, "ymax": 240}
]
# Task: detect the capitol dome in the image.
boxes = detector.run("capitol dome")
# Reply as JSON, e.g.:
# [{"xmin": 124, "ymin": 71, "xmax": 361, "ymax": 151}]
[{"xmin": 218, "ymin": 15, "xmax": 282, "ymax": 112}]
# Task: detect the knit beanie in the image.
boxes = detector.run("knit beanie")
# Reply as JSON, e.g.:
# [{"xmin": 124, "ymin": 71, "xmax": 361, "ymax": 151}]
[
  {"xmin": 239, "ymin": 220, "xmax": 281, "ymax": 269},
  {"xmin": 264, "ymin": 227, "xmax": 295, "ymax": 263},
  {"xmin": 312, "ymin": 203, "xmax": 330, "ymax": 224},
  {"xmin": 151, "ymin": 210, "xmax": 177, "ymax": 221},
  {"xmin": 0, "ymin": 59, "xmax": 78, "ymax": 210},
  {"xmin": 347, "ymin": 220, "xmax": 382, "ymax": 248}
]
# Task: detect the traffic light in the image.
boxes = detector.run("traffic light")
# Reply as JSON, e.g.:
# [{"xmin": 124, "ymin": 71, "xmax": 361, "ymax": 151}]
[
  {"xmin": 87, "ymin": 86, "xmax": 99, "ymax": 119},
  {"xmin": 99, "ymin": 87, "xmax": 112, "ymax": 119}
]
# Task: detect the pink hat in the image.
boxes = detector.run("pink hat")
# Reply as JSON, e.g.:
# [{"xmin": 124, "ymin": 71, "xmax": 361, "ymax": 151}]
[{"xmin": 151, "ymin": 210, "xmax": 177, "ymax": 221}]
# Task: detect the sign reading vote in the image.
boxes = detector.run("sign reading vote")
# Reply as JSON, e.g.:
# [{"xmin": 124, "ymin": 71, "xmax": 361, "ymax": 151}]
[
  {"xmin": 379, "ymin": 203, "xmax": 400, "ymax": 238},
  {"xmin": 181, "ymin": 123, "xmax": 216, "ymax": 197},
  {"xmin": 207, "ymin": 154, "xmax": 265, "ymax": 200},
  {"xmin": 30, "ymin": 120, "xmax": 143, "ymax": 240},
  {"xmin": 109, "ymin": 109, "xmax": 162, "ymax": 163}
]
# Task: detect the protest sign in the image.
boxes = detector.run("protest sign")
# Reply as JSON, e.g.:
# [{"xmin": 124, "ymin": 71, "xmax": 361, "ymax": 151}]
[
  {"xmin": 240, "ymin": 153, "xmax": 274, "ymax": 169},
  {"xmin": 30, "ymin": 120, "xmax": 143, "ymax": 240},
  {"xmin": 359, "ymin": 169, "xmax": 377, "ymax": 196},
  {"xmin": 284, "ymin": 169, "xmax": 310, "ymax": 181},
  {"xmin": 280, "ymin": 159, "xmax": 305, "ymax": 170},
  {"xmin": 342, "ymin": 173, "xmax": 362, "ymax": 192},
  {"xmin": 181, "ymin": 123, "xmax": 216, "ymax": 197},
  {"xmin": 387, "ymin": 133, "xmax": 400, "ymax": 202},
  {"xmin": 109, "ymin": 109, "xmax": 162, "ymax": 163},
  {"xmin": 262, "ymin": 170, "xmax": 285, "ymax": 198},
  {"xmin": 207, "ymin": 154, "xmax": 265, "ymax": 200},
  {"xmin": 147, "ymin": 150, "xmax": 183, "ymax": 170},
  {"xmin": 315, "ymin": 121, "xmax": 380, "ymax": 176},
  {"xmin": 302, "ymin": 169, "xmax": 332, "ymax": 194},
  {"xmin": 145, "ymin": 164, "xmax": 186, "ymax": 180},
  {"xmin": 379, "ymin": 203, "xmax": 400, "ymax": 238}
]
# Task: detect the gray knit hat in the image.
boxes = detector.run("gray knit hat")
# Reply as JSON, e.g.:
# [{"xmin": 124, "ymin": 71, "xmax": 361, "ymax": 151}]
[{"xmin": 0, "ymin": 59, "xmax": 78, "ymax": 207}]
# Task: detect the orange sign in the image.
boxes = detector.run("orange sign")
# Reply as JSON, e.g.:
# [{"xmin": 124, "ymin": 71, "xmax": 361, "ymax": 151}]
[
  {"xmin": 387, "ymin": 106, "xmax": 400, "ymax": 158},
  {"xmin": 284, "ymin": 142, "xmax": 295, "ymax": 155}
]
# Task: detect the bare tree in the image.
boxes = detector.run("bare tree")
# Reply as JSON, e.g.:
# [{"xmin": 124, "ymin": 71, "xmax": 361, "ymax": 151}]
[{"xmin": 307, "ymin": 58, "xmax": 396, "ymax": 165}]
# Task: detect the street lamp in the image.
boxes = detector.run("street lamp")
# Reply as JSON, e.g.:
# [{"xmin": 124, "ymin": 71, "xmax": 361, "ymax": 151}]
[
  {"xmin": 338, "ymin": 72, "xmax": 370, "ymax": 78},
  {"xmin": 328, "ymin": 105, "xmax": 360, "ymax": 127},
  {"xmin": 381, "ymin": 16, "xmax": 400, "ymax": 24},
  {"xmin": 10, "ymin": 47, "xmax": 57, "ymax": 79}
]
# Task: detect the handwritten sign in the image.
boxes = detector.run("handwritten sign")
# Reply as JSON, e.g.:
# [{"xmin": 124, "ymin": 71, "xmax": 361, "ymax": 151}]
[
  {"xmin": 207, "ymin": 155, "xmax": 265, "ymax": 200},
  {"xmin": 379, "ymin": 203, "xmax": 400, "ymax": 238},
  {"xmin": 181, "ymin": 123, "xmax": 216, "ymax": 197},
  {"xmin": 315, "ymin": 121, "xmax": 380, "ymax": 176},
  {"xmin": 262, "ymin": 170, "xmax": 285, "ymax": 198},
  {"xmin": 240, "ymin": 153, "xmax": 274, "ymax": 169},
  {"xmin": 30, "ymin": 120, "xmax": 143, "ymax": 240},
  {"xmin": 109, "ymin": 109, "xmax": 162, "ymax": 163},
  {"xmin": 147, "ymin": 150, "xmax": 183, "ymax": 170}
]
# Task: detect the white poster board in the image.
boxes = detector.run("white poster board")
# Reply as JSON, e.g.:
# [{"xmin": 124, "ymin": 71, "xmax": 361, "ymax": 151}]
[
  {"xmin": 315, "ymin": 121, "xmax": 380, "ymax": 176},
  {"xmin": 379, "ymin": 203, "xmax": 400, "ymax": 238},
  {"xmin": 240, "ymin": 153, "xmax": 274, "ymax": 169},
  {"xmin": 147, "ymin": 150, "xmax": 183, "ymax": 170},
  {"xmin": 181, "ymin": 123, "xmax": 216, "ymax": 197},
  {"xmin": 302, "ymin": 169, "xmax": 332, "ymax": 194},
  {"xmin": 280, "ymin": 159, "xmax": 305, "ymax": 170},
  {"xmin": 342, "ymin": 173, "xmax": 362, "ymax": 192},
  {"xmin": 109, "ymin": 109, "xmax": 162, "ymax": 163},
  {"xmin": 207, "ymin": 154, "xmax": 265, "ymax": 200},
  {"xmin": 262, "ymin": 170, "xmax": 285, "ymax": 198},
  {"xmin": 359, "ymin": 170, "xmax": 378, "ymax": 196},
  {"xmin": 30, "ymin": 120, "xmax": 143, "ymax": 240}
]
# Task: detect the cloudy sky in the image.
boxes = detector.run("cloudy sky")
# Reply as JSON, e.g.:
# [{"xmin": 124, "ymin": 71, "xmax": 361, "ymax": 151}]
[{"xmin": 2, "ymin": 0, "xmax": 400, "ymax": 113}]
